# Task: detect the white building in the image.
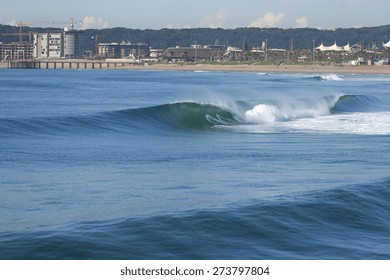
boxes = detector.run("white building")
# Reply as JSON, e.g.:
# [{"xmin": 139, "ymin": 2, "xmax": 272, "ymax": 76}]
[
  {"xmin": 34, "ymin": 33, "xmax": 63, "ymax": 58},
  {"xmin": 48, "ymin": 33, "xmax": 62, "ymax": 58},
  {"xmin": 33, "ymin": 28, "xmax": 81, "ymax": 59},
  {"xmin": 33, "ymin": 33, "xmax": 48, "ymax": 58},
  {"xmin": 63, "ymin": 28, "xmax": 80, "ymax": 58}
]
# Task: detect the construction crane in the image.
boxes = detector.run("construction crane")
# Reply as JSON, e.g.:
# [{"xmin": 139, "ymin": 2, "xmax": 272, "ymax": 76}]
[
  {"xmin": 11, "ymin": 21, "xmax": 35, "ymax": 42},
  {"xmin": 36, "ymin": 18, "xmax": 82, "ymax": 30},
  {"xmin": 1, "ymin": 19, "xmax": 81, "ymax": 43},
  {"xmin": 1, "ymin": 21, "xmax": 43, "ymax": 43}
]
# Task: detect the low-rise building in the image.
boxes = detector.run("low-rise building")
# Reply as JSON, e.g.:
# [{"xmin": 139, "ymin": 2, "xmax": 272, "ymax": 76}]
[
  {"xmin": 98, "ymin": 42, "xmax": 149, "ymax": 59},
  {"xmin": 149, "ymin": 48, "xmax": 165, "ymax": 60},
  {"xmin": 163, "ymin": 45, "xmax": 213, "ymax": 61},
  {"xmin": 0, "ymin": 42, "xmax": 33, "ymax": 61}
]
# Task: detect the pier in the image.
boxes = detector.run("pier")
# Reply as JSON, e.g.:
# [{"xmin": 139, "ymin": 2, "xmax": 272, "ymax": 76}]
[{"xmin": 3, "ymin": 60, "xmax": 133, "ymax": 69}]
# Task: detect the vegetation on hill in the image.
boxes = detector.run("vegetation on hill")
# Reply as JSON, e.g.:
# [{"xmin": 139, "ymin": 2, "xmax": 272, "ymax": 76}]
[{"xmin": 1, "ymin": 24, "xmax": 390, "ymax": 53}]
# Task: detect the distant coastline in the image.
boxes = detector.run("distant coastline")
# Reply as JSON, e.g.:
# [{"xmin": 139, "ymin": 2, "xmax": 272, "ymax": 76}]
[
  {"xmin": 130, "ymin": 63, "xmax": 390, "ymax": 75},
  {"xmin": 1, "ymin": 61, "xmax": 390, "ymax": 74}
]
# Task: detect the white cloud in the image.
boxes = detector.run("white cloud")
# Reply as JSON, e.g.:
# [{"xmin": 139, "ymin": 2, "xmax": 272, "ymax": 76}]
[
  {"xmin": 200, "ymin": 9, "xmax": 228, "ymax": 28},
  {"xmin": 81, "ymin": 16, "xmax": 110, "ymax": 30},
  {"xmin": 6, "ymin": 19, "xmax": 19, "ymax": 26},
  {"xmin": 296, "ymin": 16, "xmax": 309, "ymax": 28},
  {"xmin": 249, "ymin": 12, "xmax": 285, "ymax": 28}
]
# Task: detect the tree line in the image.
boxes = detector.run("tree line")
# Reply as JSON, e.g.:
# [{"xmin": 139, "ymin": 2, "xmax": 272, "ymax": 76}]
[{"xmin": 1, "ymin": 24, "xmax": 390, "ymax": 53}]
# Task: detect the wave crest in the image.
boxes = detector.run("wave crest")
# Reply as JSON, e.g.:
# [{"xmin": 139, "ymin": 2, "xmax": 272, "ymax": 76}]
[
  {"xmin": 312, "ymin": 74, "xmax": 344, "ymax": 81},
  {"xmin": 1, "ymin": 94, "xmax": 387, "ymax": 135},
  {"xmin": 331, "ymin": 95, "xmax": 385, "ymax": 113},
  {"xmin": 117, "ymin": 102, "xmax": 239, "ymax": 130}
]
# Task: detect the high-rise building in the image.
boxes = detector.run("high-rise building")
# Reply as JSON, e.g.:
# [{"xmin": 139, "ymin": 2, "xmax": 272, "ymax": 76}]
[
  {"xmin": 63, "ymin": 27, "xmax": 80, "ymax": 58},
  {"xmin": 33, "ymin": 28, "xmax": 81, "ymax": 59}
]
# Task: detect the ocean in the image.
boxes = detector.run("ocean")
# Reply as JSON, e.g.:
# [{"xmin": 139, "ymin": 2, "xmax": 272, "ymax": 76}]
[{"xmin": 0, "ymin": 69, "xmax": 389, "ymax": 260}]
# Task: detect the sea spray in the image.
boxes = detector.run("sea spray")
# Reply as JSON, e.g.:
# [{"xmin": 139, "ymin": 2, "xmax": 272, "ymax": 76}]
[
  {"xmin": 243, "ymin": 95, "xmax": 340, "ymax": 124},
  {"xmin": 245, "ymin": 104, "xmax": 283, "ymax": 123}
]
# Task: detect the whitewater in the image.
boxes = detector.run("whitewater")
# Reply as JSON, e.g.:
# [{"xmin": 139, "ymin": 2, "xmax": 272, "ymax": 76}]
[{"xmin": 0, "ymin": 69, "xmax": 389, "ymax": 259}]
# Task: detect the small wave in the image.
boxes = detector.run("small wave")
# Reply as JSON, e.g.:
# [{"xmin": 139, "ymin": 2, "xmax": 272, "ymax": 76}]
[
  {"xmin": 2, "ymin": 178, "xmax": 389, "ymax": 259},
  {"xmin": 312, "ymin": 74, "xmax": 344, "ymax": 81},
  {"xmin": 256, "ymin": 72, "xmax": 271, "ymax": 76},
  {"xmin": 331, "ymin": 94, "xmax": 387, "ymax": 113}
]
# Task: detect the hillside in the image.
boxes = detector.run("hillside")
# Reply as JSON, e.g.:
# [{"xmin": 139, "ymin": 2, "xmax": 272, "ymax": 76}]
[{"xmin": 1, "ymin": 24, "xmax": 390, "ymax": 53}]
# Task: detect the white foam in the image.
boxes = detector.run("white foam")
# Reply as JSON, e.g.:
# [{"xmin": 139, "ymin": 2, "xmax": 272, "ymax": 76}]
[
  {"xmin": 320, "ymin": 74, "xmax": 344, "ymax": 81},
  {"xmin": 257, "ymin": 72, "xmax": 271, "ymax": 76},
  {"xmin": 285, "ymin": 112, "xmax": 390, "ymax": 135},
  {"xmin": 243, "ymin": 96, "xmax": 339, "ymax": 124},
  {"xmin": 245, "ymin": 104, "xmax": 282, "ymax": 123}
]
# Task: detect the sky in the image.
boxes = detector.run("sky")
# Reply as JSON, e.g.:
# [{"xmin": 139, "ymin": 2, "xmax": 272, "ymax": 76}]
[{"xmin": 1, "ymin": 0, "xmax": 390, "ymax": 30}]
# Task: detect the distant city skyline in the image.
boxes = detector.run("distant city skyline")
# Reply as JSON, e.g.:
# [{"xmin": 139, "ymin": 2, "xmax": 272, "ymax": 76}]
[{"xmin": 1, "ymin": 0, "xmax": 390, "ymax": 30}]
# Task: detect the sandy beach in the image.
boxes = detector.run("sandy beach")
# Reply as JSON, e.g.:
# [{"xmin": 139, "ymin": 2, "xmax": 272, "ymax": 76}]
[
  {"xmin": 127, "ymin": 63, "xmax": 390, "ymax": 75},
  {"xmin": 2, "ymin": 60, "xmax": 390, "ymax": 74}
]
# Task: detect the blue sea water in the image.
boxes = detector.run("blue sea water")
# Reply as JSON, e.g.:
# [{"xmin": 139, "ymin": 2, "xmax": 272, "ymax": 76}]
[{"xmin": 0, "ymin": 69, "xmax": 389, "ymax": 260}]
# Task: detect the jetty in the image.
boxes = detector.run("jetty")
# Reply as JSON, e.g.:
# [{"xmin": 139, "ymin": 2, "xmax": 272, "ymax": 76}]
[{"xmin": 0, "ymin": 59, "xmax": 137, "ymax": 69}]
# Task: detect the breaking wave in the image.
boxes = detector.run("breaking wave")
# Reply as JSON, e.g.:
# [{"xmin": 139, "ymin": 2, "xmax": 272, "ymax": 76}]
[
  {"xmin": 116, "ymin": 102, "xmax": 240, "ymax": 130},
  {"xmin": 312, "ymin": 74, "xmax": 344, "ymax": 81},
  {"xmin": 244, "ymin": 96, "xmax": 339, "ymax": 123},
  {"xmin": 0, "ymin": 95, "xmax": 388, "ymax": 135}
]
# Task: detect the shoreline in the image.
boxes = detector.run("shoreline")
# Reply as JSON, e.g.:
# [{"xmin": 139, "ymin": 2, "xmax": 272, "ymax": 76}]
[
  {"xmin": 1, "ymin": 61, "xmax": 390, "ymax": 74},
  {"xmin": 131, "ymin": 63, "xmax": 390, "ymax": 75}
]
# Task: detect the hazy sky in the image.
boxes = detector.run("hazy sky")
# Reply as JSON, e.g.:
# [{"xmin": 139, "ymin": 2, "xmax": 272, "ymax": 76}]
[{"xmin": 2, "ymin": 0, "xmax": 390, "ymax": 30}]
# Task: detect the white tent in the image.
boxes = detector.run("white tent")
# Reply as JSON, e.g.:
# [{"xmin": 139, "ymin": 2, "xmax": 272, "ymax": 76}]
[
  {"xmin": 383, "ymin": 41, "xmax": 390, "ymax": 49},
  {"xmin": 316, "ymin": 42, "xmax": 351, "ymax": 52},
  {"xmin": 343, "ymin": 43, "xmax": 351, "ymax": 52}
]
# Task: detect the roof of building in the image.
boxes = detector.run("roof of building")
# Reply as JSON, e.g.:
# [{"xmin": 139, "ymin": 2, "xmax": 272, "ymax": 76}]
[
  {"xmin": 163, "ymin": 47, "xmax": 213, "ymax": 59},
  {"xmin": 316, "ymin": 42, "xmax": 351, "ymax": 52},
  {"xmin": 383, "ymin": 41, "xmax": 390, "ymax": 49}
]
